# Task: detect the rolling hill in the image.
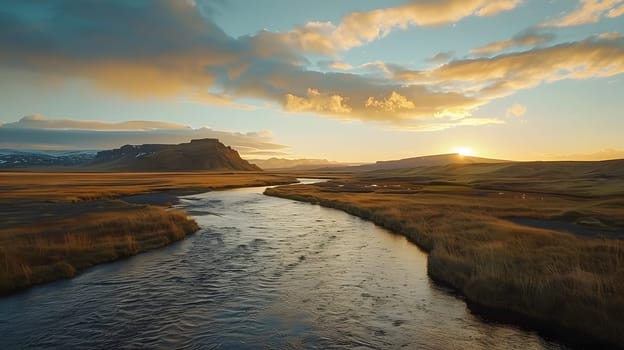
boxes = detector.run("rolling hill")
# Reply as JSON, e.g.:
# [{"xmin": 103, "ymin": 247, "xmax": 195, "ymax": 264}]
[{"xmin": 326, "ymin": 153, "xmax": 509, "ymax": 172}]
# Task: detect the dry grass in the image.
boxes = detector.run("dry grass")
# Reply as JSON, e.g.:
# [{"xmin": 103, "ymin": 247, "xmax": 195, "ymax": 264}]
[
  {"xmin": 0, "ymin": 171, "xmax": 295, "ymax": 294},
  {"xmin": 265, "ymin": 175, "xmax": 624, "ymax": 346},
  {"xmin": 0, "ymin": 171, "xmax": 296, "ymax": 201},
  {"xmin": 0, "ymin": 206, "xmax": 198, "ymax": 294}
]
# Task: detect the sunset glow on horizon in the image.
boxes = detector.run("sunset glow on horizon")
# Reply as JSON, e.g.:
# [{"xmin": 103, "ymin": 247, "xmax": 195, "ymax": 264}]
[
  {"xmin": 453, "ymin": 147, "xmax": 476, "ymax": 157},
  {"xmin": 0, "ymin": 0, "xmax": 622, "ymax": 162}
]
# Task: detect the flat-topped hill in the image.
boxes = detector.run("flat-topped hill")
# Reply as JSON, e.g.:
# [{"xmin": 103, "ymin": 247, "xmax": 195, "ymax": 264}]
[{"xmin": 92, "ymin": 138, "xmax": 260, "ymax": 171}]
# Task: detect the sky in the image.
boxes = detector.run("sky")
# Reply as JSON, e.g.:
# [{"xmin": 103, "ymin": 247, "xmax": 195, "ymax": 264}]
[{"xmin": 0, "ymin": 0, "xmax": 623, "ymax": 162}]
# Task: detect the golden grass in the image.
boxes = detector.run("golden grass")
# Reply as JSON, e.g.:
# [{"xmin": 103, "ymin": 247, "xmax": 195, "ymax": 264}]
[
  {"xmin": 0, "ymin": 206, "xmax": 198, "ymax": 294},
  {"xmin": 265, "ymin": 179, "xmax": 624, "ymax": 346},
  {"xmin": 0, "ymin": 171, "xmax": 296, "ymax": 201},
  {"xmin": 0, "ymin": 171, "xmax": 296, "ymax": 294}
]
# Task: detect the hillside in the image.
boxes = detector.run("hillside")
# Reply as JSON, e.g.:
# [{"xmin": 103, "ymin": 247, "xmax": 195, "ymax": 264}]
[
  {"xmin": 91, "ymin": 138, "xmax": 260, "ymax": 171},
  {"xmin": 355, "ymin": 159, "xmax": 624, "ymax": 198},
  {"xmin": 327, "ymin": 153, "xmax": 509, "ymax": 172}
]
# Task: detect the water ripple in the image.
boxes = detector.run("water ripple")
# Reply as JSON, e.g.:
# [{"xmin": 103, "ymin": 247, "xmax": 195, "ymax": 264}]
[{"xmin": 0, "ymin": 185, "xmax": 568, "ymax": 349}]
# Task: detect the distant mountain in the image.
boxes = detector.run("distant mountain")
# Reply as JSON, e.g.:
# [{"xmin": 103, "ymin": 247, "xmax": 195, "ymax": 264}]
[
  {"xmin": 327, "ymin": 153, "xmax": 510, "ymax": 172},
  {"xmin": 0, "ymin": 149, "xmax": 96, "ymax": 169},
  {"xmin": 91, "ymin": 138, "xmax": 260, "ymax": 171},
  {"xmin": 247, "ymin": 157, "xmax": 354, "ymax": 170}
]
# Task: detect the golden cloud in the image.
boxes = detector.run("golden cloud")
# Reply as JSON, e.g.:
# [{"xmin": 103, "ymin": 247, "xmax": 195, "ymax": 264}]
[
  {"xmin": 540, "ymin": 0, "xmax": 623, "ymax": 27},
  {"xmin": 472, "ymin": 32, "xmax": 554, "ymax": 55},
  {"xmin": 396, "ymin": 39, "xmax": 624, "ymax": 100},
  {"xmin": 365, "ymin": 92, "xmax": 416, "ymax": 112},
  {"xmin": 608, "ymin": 3, "xmax": 624, "ymax": 17},
  {"xmin": 327, "ymin": 61, "xmax": 354, "ymax": 71},
  {"xmin": 506, "ymin": 103, "xmax": 527, "ymax": 117},
  {"xmin": 281, "ymin": 0, "xmax": 524, "ymax": 54},
  {"xmin": 476, "ymin": 0, "xmax": 525, "ymax": 16},
  {"xmin": 285, "ymin": 88, "xmax": 352, "ymax": 114},
  {"xmin": 190, "ymin": 92, "xmax": 258, "ymax": 110},
  {"xmin": 334, "ymin": 0, "xmax": 524, "ymax": 50},
  {"xmin": 597, "ymin": 32, "xmax": 624, "ymax": 40},
  {"xmin": 3, "ymin": 0, "xmax": 620, "ymax": 133}
]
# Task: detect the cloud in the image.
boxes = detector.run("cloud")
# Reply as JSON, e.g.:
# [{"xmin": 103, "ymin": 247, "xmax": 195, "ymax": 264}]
[
  {"xmin": 285, "ymin": 88, "xmax": 352, "ymax": 114},
  {"xmin": 317, "ymin": 60, "xmax": 354, "ymax": 71},
  {"xmin": 291, "ymin": 0, "xmax": 524, "ymax": 53},
  {"xmin": 475, "ymin": 0, "xmax": 525, "ymax": 16},
  {"xmin": 219, "ymin": 57, "xmax": 488, "ymax": 124},
  {"xmin": 2, "ymin": 115, "xmax": 192, "ymax": 131},
  {"xmin": 608, "ymin": 3, "xmax": 624, "ymax": 16},
  {"xmin": 472, "ymin": 31, "xmax": 554, "ymax": 55},
  {"xmin": 0, "ymin": 0, "xmax": 491, "ymax": 130},
  {"xmin": 332, "ymin": 0, "xmax": 523, "ymax": 51},
  {"xmin": 357, "ymin": 61, "xmax": 396, "ymax": 76},
  {"xmin": 190, "ymin": 92, "xmax": 258, "ymax": 110},
  {"xmin": 427, "ymin": 52, "xmax": 454, "ymax": 63},
  {"xmin": 0, "ymin": 0, "xmax": 618, "ymax": 133},
  {"xmin": 506, "ymin": 103, "xmax": 527, "ymax": 117},
  {"xmin": 539, "ymin": 0, "xmax": 623, "ymax": 27},
  {"xmin": 597, "ymin": 32, "xmax": 624, "ymax": 40},
  {"xmin": 0, "ymin": 115, "xmax": 287, "ymax": 154},
  {"xmin": 395, "ymin": 39, "xmax": 624, "ymax": 100},
  {"xmin": 365, "ymin": 92, "xmax": 416, "ymax": 112},
  {"xmin": 399, "ymin": 116, "xmax": 505, "ymax": 132},
  {"xmin": 0, "ymin": 0, "xmax": 311, "ymax": 97}
]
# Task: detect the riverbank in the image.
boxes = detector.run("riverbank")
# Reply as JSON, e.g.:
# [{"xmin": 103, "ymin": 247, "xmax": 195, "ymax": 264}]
[
  {"xmin": 0, "ymin": 172, "xmax": 296, "ymax": 295},
  {"xmin": 265, "ymin": 176, "xmax": 624, "ymax": 347}
]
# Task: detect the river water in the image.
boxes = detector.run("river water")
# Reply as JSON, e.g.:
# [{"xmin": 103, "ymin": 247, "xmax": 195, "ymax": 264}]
[{"xmin": 0, "ymin": 180, "xmax": 568, "ymax": 349}]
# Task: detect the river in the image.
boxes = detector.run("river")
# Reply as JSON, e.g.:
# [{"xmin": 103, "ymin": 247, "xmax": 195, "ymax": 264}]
[{"xmin": 0, "ymin": 180, "xmax": 568, "ymax": 349}]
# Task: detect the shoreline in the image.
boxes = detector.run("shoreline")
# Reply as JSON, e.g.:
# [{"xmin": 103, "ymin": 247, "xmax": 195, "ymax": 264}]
[
  {"xmin": 264, "ymin": 183, "xmax": 624, "ymax": 348},
  {"xmin": 0, "ymin": 172, "xmax": 298, "ymax": 295},
  {"xmin": 0, "ymin": 204, "xmax": 200, "ymax": 296}
]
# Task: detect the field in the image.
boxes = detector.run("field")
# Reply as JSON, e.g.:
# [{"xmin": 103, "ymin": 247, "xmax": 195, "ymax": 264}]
[
  {"xmin": 0, "ymin": 172, "xmax": 296, "ymax": 294},
  {"xmin": 266, "ymin": 160, "xmax": 624, "ymax": 346}
]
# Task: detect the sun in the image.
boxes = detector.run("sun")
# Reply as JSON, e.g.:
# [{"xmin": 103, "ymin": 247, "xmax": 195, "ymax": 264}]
[{"xmin": 452, "ymin": 146, "xmax": 475, "ymax": 156}]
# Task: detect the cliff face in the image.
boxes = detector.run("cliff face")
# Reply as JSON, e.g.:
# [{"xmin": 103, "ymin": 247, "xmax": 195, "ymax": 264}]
[{"xmin": 92, "ymin": 138, "xmax": 261, "ymax": 171}]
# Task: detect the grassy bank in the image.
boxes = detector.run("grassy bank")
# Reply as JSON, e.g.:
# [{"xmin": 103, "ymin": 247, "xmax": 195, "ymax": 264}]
[
  {"xmin": 0, "ymin": 172, "xmax": 296, "ymax": 294},
  {"xmin": 0, "ymin": 205, "xmax": 198, "ymax": 294},
  {"xmin": 265, "ymin": 166, "xmax": 624, "ymax": 347},
  {"xmin": 0, "ymin": 172, "xmax": 296, "ymax": 201}
]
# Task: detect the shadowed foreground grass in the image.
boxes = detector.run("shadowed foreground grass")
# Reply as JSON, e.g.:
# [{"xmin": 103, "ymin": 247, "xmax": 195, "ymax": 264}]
[
  {"xmin": 0, "ymin": 205, "xmax": 198, "ymax": 295},
  {"xmin": 265, "ymin": 173, "xmax": 624, "ymax": 347}
]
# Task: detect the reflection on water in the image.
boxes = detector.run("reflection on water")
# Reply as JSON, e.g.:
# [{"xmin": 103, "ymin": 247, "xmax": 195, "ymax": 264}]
[{"xmin": 0, "ymin": 183, "xmax": 568, "ymax": 349}]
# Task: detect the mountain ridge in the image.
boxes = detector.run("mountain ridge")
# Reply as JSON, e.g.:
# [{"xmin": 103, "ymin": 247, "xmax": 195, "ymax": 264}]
[{"xmin": 321, "ymin": 153, "xmax": 511, "ymax": 172}]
